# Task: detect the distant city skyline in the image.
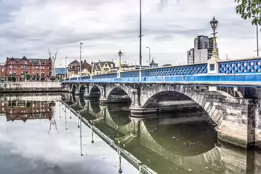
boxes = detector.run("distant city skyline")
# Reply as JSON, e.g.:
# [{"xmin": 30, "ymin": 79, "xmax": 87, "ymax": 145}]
[{"xmin": 0, "ymin": 0, "xmax": 259, "ymax": 67}]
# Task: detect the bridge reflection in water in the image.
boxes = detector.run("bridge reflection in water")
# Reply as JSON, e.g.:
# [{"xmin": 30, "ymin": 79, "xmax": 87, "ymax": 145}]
[
  {"xmin": 63, "ymin": 93, "xmax": 261, "ymax": 174},
  {"xmin": 0, "ymin": 93, "xmax": 138, "ymax": 174}
]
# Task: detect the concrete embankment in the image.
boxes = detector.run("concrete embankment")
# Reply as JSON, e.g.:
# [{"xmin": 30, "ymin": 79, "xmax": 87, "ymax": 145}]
[{"xmin": 0, "ymin": 82, "xmax": 66, "ymax": 93}]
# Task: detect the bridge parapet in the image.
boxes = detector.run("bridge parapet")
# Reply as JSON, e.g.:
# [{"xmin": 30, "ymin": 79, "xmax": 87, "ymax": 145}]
[{"xmin": 65, "ymin": 58, "xmax": 261, "ymax": 84}]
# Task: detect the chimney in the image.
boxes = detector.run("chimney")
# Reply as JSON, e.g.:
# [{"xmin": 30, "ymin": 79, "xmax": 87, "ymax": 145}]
[{"xmin": 84, "ymin": 60, "xmax": 86, "ymax": 63}]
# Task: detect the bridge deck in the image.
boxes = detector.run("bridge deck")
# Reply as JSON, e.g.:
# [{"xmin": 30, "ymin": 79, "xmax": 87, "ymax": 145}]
[{"xmin": 65, "ymin": 73, "xmax": 261, "ymax": 86}]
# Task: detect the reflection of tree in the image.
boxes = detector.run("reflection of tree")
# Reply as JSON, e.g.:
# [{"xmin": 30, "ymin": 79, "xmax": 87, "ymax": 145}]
[
  {"xmin": 26, "ymin": 102, "xmax": 31, "ymax": 108},
  {"xmin": 48, "ymin": 115, "xmax": 58, "ymax": 134}
]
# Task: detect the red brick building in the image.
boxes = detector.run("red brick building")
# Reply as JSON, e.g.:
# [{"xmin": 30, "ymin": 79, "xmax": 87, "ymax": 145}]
[
  {"xmin": 0, "ymin": 100, "xmax": 53, "ymax": 122},
  {"xmin": 0, "ymin": 56, "xmax": 52, "ymax": 81},
  {"xmin": 68, "ymin": 60, "xmax": 92, "ymax": 78}
]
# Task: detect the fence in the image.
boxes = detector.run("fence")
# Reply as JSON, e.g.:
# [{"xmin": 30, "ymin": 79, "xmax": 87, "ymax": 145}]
[{"xmin": 0, "ymin": 82, "xmax": 61, "ymax": 90}]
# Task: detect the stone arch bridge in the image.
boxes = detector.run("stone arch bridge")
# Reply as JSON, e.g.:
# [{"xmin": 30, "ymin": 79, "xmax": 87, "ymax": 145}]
[{"xmin": 64, "ymin": 82, "xmax": 261, "ymax": 149}]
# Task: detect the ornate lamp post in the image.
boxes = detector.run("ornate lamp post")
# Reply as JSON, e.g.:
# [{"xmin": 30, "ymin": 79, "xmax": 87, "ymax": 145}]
[
  {"xmin": 118, "ymin": 50, "xmax": 123, "ymax": 71},
  {"xmin": 146, "ymin": 46, "xmax": 151, "ymax": 67},
  {"xmin": 210, "ymin": 16, "xmax": 219, "ymax": 58},
  {"xmin": 208, "ymin": 17, "xmax": 220, "ymax": 75}
]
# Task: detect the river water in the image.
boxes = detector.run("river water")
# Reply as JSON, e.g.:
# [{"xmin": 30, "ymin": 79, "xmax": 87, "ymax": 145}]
[{"xmin": 0, "ymin": 93, "xmax": 260, "ymax": 174}]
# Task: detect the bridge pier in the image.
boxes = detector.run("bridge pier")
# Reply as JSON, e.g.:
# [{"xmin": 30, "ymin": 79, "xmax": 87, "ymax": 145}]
[
  {"xmin": 75, "ymin": 85, "xmax": 80, "ymax": 95},
  {"xmin": 128, "ymin": 84, "xmax": 261, "ymax": 148},
  {"xmin": 216, "ymin": 99, "xmax": 257, "ymax": 148}
]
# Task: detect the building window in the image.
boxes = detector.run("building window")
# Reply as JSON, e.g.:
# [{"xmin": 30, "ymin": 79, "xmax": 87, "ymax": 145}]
[{"xmin": 210, "ymin": 64, "xmax": 215, "ymax": 71}]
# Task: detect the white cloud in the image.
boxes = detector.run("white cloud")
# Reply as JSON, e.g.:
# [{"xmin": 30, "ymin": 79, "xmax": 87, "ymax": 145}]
[{"xmin": 0, "ymin": 0, "xmax": 259, "ymax": 67}]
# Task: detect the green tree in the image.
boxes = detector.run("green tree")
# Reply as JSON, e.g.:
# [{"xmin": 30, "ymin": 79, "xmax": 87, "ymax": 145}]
[
  {"xmin": 24, "ymin": 74, "xmax": 31, "ymax": 80},
  {"xmin": 235, "ymin": 0, "xmax": 261, "ymax": 25}
]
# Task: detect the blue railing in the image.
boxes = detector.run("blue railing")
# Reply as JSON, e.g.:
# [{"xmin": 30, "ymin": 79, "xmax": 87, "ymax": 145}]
[
  {"xmin": 219, "ymin": 58, "xmax": 261, "ymax": 74},
  {"xmin": 66, "ymin": 74, "xmax": 261, "ymax": 85},
  {"xmin": 66, "ymin": 58, "xmax": 261, "ymax": 85}
]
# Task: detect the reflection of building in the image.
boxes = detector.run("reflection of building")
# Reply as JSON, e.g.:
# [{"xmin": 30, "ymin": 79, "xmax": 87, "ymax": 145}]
[
  {"xmin": 0, "ymin": 56, "xmax": 52, "ymax": 81},
  {"xmin": 187, "ymin": 35, "xmax": 215, "ymax": 64},
  {"xmin": 0, "ymin": 99, "xmax": 54, "ymax": 122}
]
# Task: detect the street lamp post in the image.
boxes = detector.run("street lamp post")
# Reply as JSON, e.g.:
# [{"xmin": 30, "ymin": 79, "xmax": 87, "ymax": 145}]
[
  {"xmin": 253, "ymin": 15, "xmax": 260, "ymax": 57},
  {"xmin": 91, "ymin": 61, "xmax": 94, "ymax": 79},
  {"xmin": 146, "ymin": 46, "xmax": 151, "ymax": 67},
  {"xmin": 210, "ymin": 16, "xmax": 219, "ymax": 58},
  {"xmin": 256, "ymin": 24, "xmax": 259, "ymax": 57},
  {"xmin": 118, "ymin": 50, "xmax": 123, "ymax": 71},
  {"xmin": 65, "ymin": 57, "xmax": 67, "ymax": 80},
  {"xmin": 79, "ymin": 42, "xmax": 83, "ymax": 79},
  {"xmin": 139, "ymin": 0, "xmax": 142, "ymax": 83}
]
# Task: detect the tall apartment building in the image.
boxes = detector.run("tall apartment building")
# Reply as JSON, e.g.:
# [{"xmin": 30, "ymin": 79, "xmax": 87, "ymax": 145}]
[
  {"xmin": 187, "ymin": 48, "xmax": 194, "ymax": 64},
  {"xmin": 187, "ymin": 35, "xmax": 215, "ymax": 64}
]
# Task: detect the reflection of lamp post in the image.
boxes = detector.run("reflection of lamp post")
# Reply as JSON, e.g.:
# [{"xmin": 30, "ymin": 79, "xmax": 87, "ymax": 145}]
[
  {"xmin": 65, "ymin": 57, "xmax": 68, "ymax": 79},
  {"xmin": 118, "ymin": 147, "xmax": 122, "ymax": 174},
  {"xmin": 118, "ymin": 50, "xmax": 123, "ymax": 71},
  {"xmin": 80, "ymin": 115, "xmax": 83, "ymax": 156},
  {"xmin": 210, "ymin": 17, "xmax": 219, "ymax": 58},
  {"xmin": 64, "ymin": 107, "xmax": 68, "ymax": 130},
  {"xmin": 91, "ymin": 126, "xmax": 94, "ymax": 143},
  {"xmin": 59, "ymin": 102, "xmax": 61, "ymax": 118}
]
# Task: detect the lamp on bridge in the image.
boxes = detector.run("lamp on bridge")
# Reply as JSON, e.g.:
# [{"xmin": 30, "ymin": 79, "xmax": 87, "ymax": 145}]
[
  {"xmin": 118, "ymin": 50, "xmax": 123, "ymax": 71},
  {"xmin": 117, "ymin": 50, "xmax": 123, "ymax": 78},
  {"xmin": 208, "ymin": 16, "xmax": 220, "ymax": 75},
  {"xmin": 210, "ymin": 16, "xmax": 219, "ymax": 59}
]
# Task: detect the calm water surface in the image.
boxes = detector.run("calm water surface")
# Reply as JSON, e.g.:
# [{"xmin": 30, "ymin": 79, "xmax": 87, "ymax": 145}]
[{"xmin": 0, "ymin": 93, "xmax": 261, "ymax": 174}]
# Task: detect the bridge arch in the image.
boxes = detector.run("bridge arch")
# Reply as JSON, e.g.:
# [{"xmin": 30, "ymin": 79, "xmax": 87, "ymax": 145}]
[
  {"xmin": 106, "ymin": 87, "xmax": 132, "ymax": 103},
  {"xmin": 139, "ymin": 85, "xmax": 229, "ymax": 127},
  {"xmin": 106, "ymin": 104, "xmax": 132, "ymax": 126},
  {"xmin": 89, "ymin": 85, "xmax": 103, "ymax": 98},
  {"xmin": 106, "ymin": 84, "xmax": 135, "ymax": 102}
]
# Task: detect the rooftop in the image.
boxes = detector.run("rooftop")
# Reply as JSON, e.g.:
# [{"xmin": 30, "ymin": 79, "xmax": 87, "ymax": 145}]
[{"xmin": 55, "ymin": 68, "xmax": 68, "ymax": 74}]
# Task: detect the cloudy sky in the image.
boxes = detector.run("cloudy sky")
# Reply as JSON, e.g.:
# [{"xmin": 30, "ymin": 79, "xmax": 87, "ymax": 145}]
[{"xmin": 0, "ymin": 0, "xmax": 259, "ymax": 67}]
